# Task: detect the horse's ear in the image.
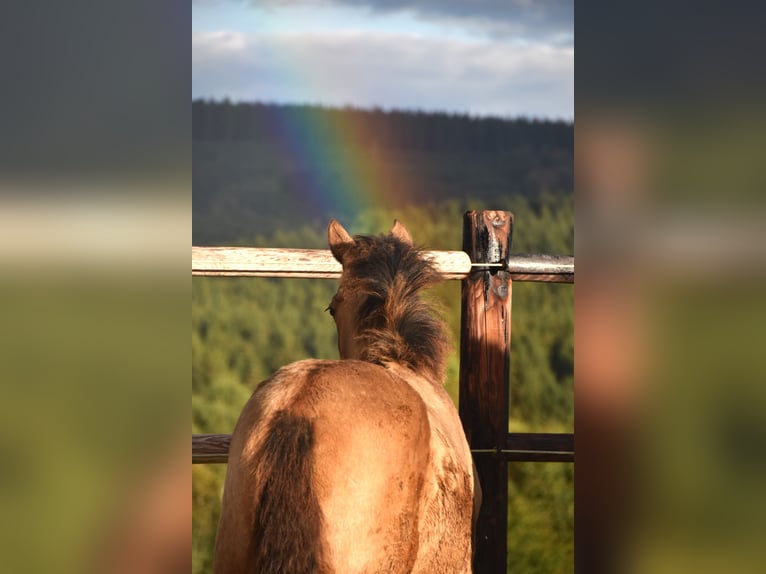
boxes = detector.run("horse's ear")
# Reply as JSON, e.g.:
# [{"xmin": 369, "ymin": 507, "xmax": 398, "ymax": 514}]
[
  {"xmin": 328, "ymin": 219, "xmax": 354, "ymax": 263},
  {"xmin": 390, "ymin": 220, "xmax": 413, "ymax": 245}
]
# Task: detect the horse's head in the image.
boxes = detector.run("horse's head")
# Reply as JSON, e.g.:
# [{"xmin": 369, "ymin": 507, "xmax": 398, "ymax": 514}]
[
  {"xmin": 326, "ymin": 219, "xmax": 448, "ymax": 381},
  {"xmin": 327, "ymin": 219, "xmax": 413, "ymax": 360}
]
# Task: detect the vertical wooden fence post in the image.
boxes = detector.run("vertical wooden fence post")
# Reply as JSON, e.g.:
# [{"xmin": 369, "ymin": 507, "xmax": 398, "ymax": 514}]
[{"xmin": 459, "ymin": 210, "xmax": 514, "ymax": 572}]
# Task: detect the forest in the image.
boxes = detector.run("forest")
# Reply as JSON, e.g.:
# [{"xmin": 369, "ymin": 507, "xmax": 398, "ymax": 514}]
[
  {"xmin": 192, "ymin": 101, "xmax": 574, "ymax": 573},
  {"xmin": 192, "ymin": 100, "xmax": 572, "ymax": 245}
]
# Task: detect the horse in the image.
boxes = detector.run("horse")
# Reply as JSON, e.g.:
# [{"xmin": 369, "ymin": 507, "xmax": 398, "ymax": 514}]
[{"xmin": 213, "ymin": 219, "xmax": 480, "ymax": 573}]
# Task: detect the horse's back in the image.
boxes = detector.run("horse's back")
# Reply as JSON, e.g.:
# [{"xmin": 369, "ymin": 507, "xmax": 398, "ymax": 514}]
[
  {"xmin": 385, "ymin": 364, "xmax": 476, "ymax": 573},
  {"xmin": 216, "ymin": 359, "xmax": 435, "ymax": 573},
  {"xmin": 306, "ymin": 360, "xmax": 433, "ymax": 572},
  {"xmin": 311, "ymin": 361, "xmax": 476, "ymax": 573}
]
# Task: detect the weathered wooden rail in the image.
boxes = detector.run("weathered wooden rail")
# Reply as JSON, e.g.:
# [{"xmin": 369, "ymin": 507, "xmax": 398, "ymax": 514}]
[
  {"xmin": 192, "ymin": 246, "xmax": 573, "ymax": 282},
  {"xmin": 192, "ymin": 210, "xmax": 574, "ymax": 572}
]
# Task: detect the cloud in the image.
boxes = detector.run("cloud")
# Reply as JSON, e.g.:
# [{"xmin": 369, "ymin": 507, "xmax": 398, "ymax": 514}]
[
  {"xmin": 339, "ymin": 0, "xmax": 573, "ymax": 41},
  {"xmin": 192, "ymin": 30, "xmax": 573, "ymax": 118},
  {"xmin": 194, "ymin": 0, "xmax": 573, "ymax": 43}
]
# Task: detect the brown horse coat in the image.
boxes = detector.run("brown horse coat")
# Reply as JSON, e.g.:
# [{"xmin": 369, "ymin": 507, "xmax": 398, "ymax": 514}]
[{"xmin": 214, "ymin": 220, "xmax": 479, "ymax": 573}]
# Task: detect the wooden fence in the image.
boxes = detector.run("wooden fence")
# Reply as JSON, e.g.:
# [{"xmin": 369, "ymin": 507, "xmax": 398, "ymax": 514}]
[{"xmin": 192, "ymin": 210, "xmax": 574, "ymax": 572}]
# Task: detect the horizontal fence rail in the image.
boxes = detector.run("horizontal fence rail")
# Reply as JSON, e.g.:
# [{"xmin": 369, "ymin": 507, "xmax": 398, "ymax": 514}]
[
  {"xmin": 192, "ymin": 432, "xmax": 574, "ymax": 464},
  {"xmin": 192, "ymin": 434, "xmax": 231, "ymax": 464},
  {"xmin": 192, "ymin": 247, "xmax": 574, "ymax": 283}
]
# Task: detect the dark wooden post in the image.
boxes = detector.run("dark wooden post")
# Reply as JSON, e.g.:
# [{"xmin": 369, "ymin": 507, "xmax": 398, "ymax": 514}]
[{"xmin": 459, "ymin": 210, "xmax": 513, "ymax": 572}]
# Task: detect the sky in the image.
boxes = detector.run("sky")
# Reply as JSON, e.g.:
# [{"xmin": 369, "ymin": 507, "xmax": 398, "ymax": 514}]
[{"xmin": 192, "ymin": 1, "xmax": 573, "ymax": 120}]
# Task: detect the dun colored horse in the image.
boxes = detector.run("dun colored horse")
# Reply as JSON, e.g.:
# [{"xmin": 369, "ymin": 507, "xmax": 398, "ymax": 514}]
[{"xmin": 214, "ymin": 220, "xmax": 480, "ymax": 573}]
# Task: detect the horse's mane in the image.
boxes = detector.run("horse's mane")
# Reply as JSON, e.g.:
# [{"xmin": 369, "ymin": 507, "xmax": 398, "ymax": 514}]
[{"xmin": 341, "ymin": 233, "xmax": 449, "ymax": 381}]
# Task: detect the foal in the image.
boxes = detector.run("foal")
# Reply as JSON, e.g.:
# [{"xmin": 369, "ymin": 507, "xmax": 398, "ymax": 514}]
[{"xmin": 214, "ymin": 220, "xmax": 479, "ymax": 573}]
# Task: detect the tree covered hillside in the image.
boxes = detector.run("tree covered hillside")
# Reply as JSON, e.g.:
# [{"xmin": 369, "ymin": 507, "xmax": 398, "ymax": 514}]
[{"xmin": 192, "ymin": 101, "xmax": 572, "ymax": 245}]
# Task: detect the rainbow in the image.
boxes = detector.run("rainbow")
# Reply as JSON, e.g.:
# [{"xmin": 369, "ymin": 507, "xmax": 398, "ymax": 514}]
[{"xmin": 258, "ymin": 103, "xmax": 415, "ymax": 222}]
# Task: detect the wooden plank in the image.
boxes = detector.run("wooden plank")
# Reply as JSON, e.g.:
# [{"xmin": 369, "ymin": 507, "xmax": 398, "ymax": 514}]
[
  {"xmin": 458, "ymin": 210, "xmax": 513, "ymax": 573},
  {"xmin": 506, "ymin": 253, "xmax": 574, "ymax": 275},
  {"xmin": 505, "ymin": 254, "xmax": 573, "ymax": 283},
  {"xmin": 191, "ymin": 247, "xmax": 573, "ymax": 282},
  {"xmin": 192, "ymin": 434, "xmax": 230, "ymax": 464},
  {"xmin": 191, "ymin": 247, "xmax": 472, "ymax": 280}
]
